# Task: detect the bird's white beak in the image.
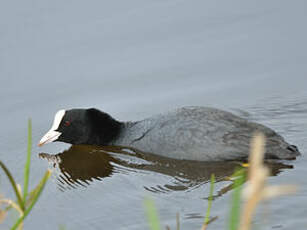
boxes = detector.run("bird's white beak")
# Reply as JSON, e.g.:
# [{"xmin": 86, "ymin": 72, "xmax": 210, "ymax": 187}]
[
  {"xmin": 38, "ymin": 130, "xmax": 61, "ymax": 146},
  {"xmin": 38, "ymin": 109, "xmax": 66, "ymax": 147}
]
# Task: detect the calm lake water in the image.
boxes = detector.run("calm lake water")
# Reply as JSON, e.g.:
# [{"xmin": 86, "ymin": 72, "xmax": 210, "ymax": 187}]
[{"xmin": 1, "ymin": 1, "xmax": 306, "ymax": 229}]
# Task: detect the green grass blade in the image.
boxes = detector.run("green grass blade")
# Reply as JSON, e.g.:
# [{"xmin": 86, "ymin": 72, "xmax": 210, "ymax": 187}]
[
  {"xmin": 0, "ymin": 160, "xmax": 24, "ymax": 211},
  {"xmin": 23, "ymin": 118, "xmax": 32, "ymax": 205},
  {"xmin": 11, "ymin": 169, "xmax": 51, "ymax": 230},
  {"xmin": 26, "ymin": 167, "xmax": 52, "ymax": 207},
  {"xmin": 229, "ymin": 168, "xmax": 246, "ymax": 230},
  {"xmin": 176, "ymin": 212, "xmax": 180, "ymax": 230},
  {"xmin": 59, "ymin": 224, "xmax": 67, "ymax": 230},
  {"xmin": 144, "ymin": 197, "xmax": 161, "ymax": 230},
  {"xmin": 204, "ymin": 174, "xmax": 215, "ymax": 225}
]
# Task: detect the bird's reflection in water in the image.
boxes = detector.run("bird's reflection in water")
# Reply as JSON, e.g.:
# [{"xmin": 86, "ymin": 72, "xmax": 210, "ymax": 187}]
[{"xmin": 39, "ymin": 145, "xmax": 294, "ymax": 194}]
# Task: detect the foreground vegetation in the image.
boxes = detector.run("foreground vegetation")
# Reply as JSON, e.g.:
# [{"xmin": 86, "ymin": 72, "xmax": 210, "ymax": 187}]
[
  {"xmin": 0, "ymin": 122, "xmax": 297, "ymax": 230},
  {"xmin": 0, "ymin": 119, "xmax": 51, "ymax": 230},
  {"xmin": 144, "ymin": 133, "xmax": 297, "ymax": 230}
]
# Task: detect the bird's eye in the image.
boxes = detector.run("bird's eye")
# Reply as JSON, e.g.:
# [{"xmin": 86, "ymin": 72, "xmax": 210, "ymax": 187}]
[{"xmin": 64, "ymin": 121, "xmax": 71, "ymax": 127}]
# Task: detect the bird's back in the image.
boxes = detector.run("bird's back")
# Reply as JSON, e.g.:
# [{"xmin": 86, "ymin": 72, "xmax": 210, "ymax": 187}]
[{"xmin": 115, "ymin": 106, "xmax": 299, "ymax": 161}]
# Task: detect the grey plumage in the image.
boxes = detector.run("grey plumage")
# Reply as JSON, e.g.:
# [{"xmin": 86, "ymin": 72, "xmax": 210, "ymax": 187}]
[{"xmin": 114, "ymin": 106, "xmax": 299, "ymax": 161}]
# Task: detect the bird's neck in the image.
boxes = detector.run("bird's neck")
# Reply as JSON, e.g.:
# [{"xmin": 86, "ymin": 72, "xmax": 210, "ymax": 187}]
[{"xmin": 86, "ymin": 109, "xmax": 123, "ymax": 146}]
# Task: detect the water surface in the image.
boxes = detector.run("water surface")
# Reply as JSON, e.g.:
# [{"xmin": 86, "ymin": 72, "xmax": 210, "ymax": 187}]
[{"xmin": 0, "ymin": 1, "xmax": 306, "ymax": 229}]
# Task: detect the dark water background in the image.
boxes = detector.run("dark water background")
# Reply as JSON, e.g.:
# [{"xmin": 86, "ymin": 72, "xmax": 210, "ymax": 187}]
[{"xmin": 1, "ymin": 1, "xmax": 306, "ymax": 229}]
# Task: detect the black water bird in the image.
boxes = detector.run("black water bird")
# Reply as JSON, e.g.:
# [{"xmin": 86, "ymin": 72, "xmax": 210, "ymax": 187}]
[{"xmin": 39, "ymin": 106, "xmax": 300, "ymax": 161}]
